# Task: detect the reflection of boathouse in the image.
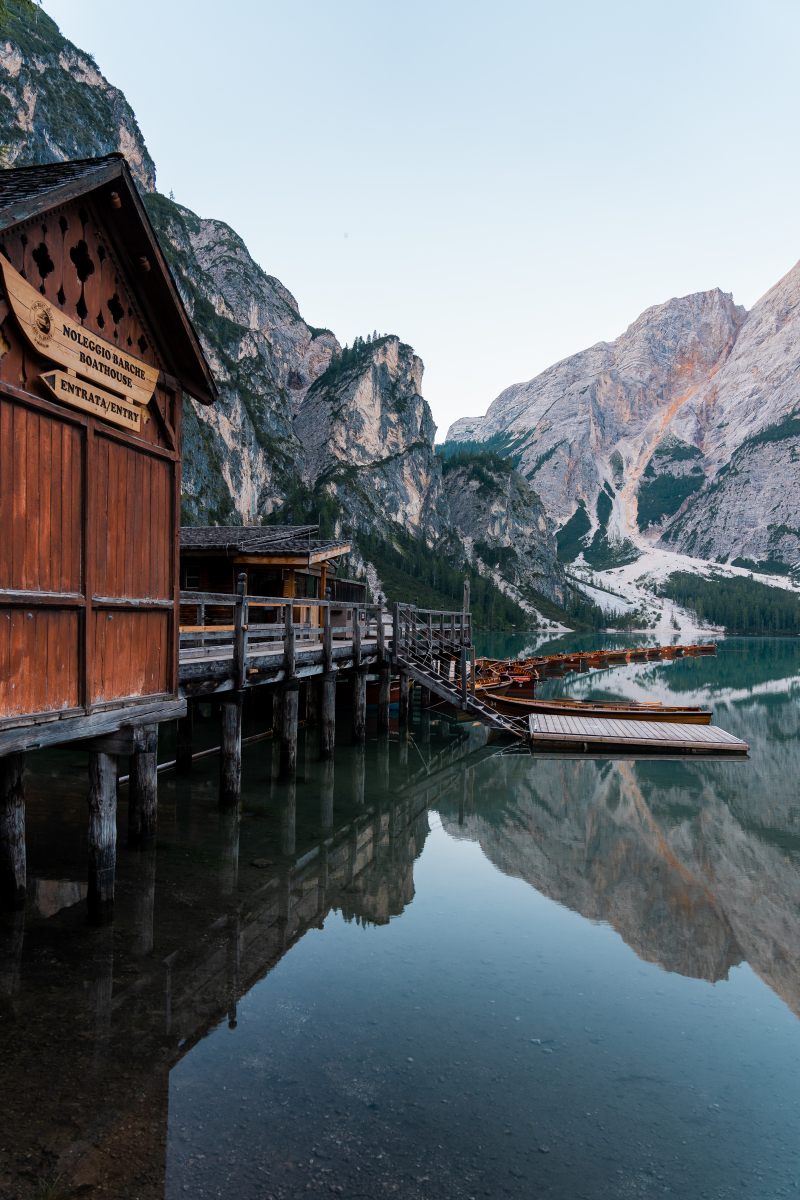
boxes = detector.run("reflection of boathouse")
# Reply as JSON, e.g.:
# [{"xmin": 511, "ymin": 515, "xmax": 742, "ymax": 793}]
[{"xmin": 0, "ymin": 776, "xmax": 433, "ymax": 1197}]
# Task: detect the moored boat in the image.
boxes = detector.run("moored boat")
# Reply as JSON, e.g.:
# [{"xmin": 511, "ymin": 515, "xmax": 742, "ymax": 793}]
[{"xmin": 483, "ymin": 689, "xmax": 712, "ymax": 723}]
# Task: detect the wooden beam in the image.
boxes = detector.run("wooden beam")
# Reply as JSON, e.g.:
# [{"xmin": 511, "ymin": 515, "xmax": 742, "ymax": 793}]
[{"xmin": 87, "ymin": 751, "xmax": 117, "ymax": 924}]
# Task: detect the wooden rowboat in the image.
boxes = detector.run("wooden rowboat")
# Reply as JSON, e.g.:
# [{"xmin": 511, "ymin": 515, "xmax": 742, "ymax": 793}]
[{"xmin": 483, "ymin": 690, "xmax": 712, "ymax": 723}]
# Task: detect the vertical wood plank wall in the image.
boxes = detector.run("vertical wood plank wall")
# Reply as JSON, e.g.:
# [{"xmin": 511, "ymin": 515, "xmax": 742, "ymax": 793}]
[{"xmin": 0, "ymin": 192, "xmax": 183, "ymax": 724}]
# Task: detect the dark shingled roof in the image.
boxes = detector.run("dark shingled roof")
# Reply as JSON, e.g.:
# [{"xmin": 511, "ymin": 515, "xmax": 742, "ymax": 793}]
[
  {"xmin": 0, "ymin": 153, "xmax": 217, "ymax": 405},
  {"xmin": 180, "ymin": 525, "xmax": 350, "ymax": 559},
  {"xmin": 0, "ymin": 154, "xmax": 121, "ymax": 216}
]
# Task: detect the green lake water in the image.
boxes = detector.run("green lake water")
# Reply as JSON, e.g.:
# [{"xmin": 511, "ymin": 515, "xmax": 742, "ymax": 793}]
[{"xmin": 1, "ymin": 635, "xmax": 799, "ymax": 1199}]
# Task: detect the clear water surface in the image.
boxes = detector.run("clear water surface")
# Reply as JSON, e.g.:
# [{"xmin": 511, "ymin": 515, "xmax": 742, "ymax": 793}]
[{"xmin": 1, "ymin": 634, "xmax": 799, "ymax": 1200}]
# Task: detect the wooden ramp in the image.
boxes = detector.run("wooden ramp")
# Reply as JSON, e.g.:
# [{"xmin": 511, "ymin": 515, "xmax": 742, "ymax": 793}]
[{"xmin": 527, "ymin": 712, "xmax": 749, "ymax": 756}]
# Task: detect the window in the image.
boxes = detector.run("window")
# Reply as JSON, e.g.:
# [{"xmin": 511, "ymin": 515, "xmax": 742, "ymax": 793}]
[{"xmin": 184, "ymin": 568, "xmax": 200, "ymax": 590}]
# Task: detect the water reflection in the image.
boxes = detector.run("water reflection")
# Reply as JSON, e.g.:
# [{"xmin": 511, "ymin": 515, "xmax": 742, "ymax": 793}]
[{"xmin": 1, "ymin": 641, "xmax": 800, "ymax": 1199}]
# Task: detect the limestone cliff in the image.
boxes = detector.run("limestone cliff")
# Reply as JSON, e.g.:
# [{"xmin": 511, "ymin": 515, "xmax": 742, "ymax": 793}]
[
  {"xmin": 293, "ymin": 336, "xmax": 449, "ymax": 542},
  {"xmin": 440, "ymin": 451, "xmax": 564, "ymax": 605},
  {"xmin": 0, "ymin": 5, "xmax": 155, "ymax": 191},
  {"xmin": 144, "ymin": 194, "xmax": 339, "ymax": 525},
  {"xmin": 447, "ymin": 289, "xmax": 750, "ymax": 564}
]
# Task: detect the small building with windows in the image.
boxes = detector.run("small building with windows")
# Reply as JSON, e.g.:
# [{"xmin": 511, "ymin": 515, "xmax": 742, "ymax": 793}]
[{"xmin": 179, "ymin": 525, "xmax": 368, "ymax": 625}]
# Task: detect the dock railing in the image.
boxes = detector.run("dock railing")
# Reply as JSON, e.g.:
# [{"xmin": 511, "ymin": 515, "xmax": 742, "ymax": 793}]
[
  {"xmin": 179, "ymin": 582, "xmax": 392, "ymax": 686},
  {"xmin": 391, "ymin": 602, "xmax": 475, "ymax": 708}
]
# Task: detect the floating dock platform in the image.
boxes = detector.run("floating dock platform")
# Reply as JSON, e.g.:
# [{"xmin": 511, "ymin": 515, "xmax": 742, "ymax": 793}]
[{"xmin": 527, "ymin": 712, "xmax": 749, "ymax": 756}]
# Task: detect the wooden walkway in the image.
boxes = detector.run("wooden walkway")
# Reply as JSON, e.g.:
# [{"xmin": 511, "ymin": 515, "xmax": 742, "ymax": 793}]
[{"xmin": 528, "ymin": 712, "xmax": 749, "ymax": 755}]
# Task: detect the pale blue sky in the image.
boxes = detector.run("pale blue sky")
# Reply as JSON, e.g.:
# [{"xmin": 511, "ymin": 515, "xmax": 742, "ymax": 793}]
[{"xmin": 44, "ymin": 0, "xmax": 800, "ymax": 437}]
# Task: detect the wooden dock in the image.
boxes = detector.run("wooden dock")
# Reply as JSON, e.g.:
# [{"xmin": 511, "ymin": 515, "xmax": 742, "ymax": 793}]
[{"xmin": 527, "ymin": 712, "xmax": 749, "ymax": 755}]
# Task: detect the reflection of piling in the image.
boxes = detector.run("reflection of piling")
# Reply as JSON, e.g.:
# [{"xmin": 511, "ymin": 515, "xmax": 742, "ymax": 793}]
[
  {"xmin": 131, "ymin": 848, "xmax": 157, "ymax": 957},
  {"xmin": 0, "ymin": 752, "xmax": 26, "ymax": 911},
  {"xmin": 459, "ymin": 765, "xmax": 466, "ymax": 825},
  {"xmin": 468, "ymin": 765, "xmax": 474, "ymax": 814},
  {"xmin": 87, "ymin": 752, "xmax": 117, "ymax": 925},
  {"xmin": 281, "ymin": 782, "xmax": 297, "ymax": 857},
  {"xmin": 128, "ymin": 724, "xmax": 159, "ymax": 845},
  {"xmin": 218, "ymin": 805, "xmax": 240, "ymax": 898},
  {"xmin": 320, "ymin": 760, "xmax": 334, "ymax": 832},
  {"xmin": 319, "ymin": 673, "xmax": 337, "ymax": 760},
  {"xmin": 352, "ymin": 745, "xmax": 366, "ymax": 807},
  {"xmin": 89, "ymin": 924, "xmax": 114, "ymax": 1067},
  {"xmin": 378, "ymin": 734, "xmax": 390, "ymax": 792},
  {"xmin": 226, "ymin": 910, "xmax": 240, "ymax": 1029},
  {"xmin": 219, "ymin": 696, "xmax": 243, "ymax": 805},
  {"xmin": 420, "ymin": 710, "xmax": 431, "ymax": 745},
  {"xmin": 0, "ymin": 910, "xmax": 24, "ymax": 996},
  {"xmin": 399, "ymin": 731, "xmax": 409, "ymax": 767},
  {"xmin": 280, "ymin": 680, "xmax": 300, "ymax": 780}
]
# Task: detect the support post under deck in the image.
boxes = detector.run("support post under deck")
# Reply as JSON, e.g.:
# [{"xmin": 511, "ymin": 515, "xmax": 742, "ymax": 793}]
[
  {"xmin": 319, "ymin": 672, "xmax": 337, "ymax": 761},
  {"xmin": 280, "ymin": 679, "xmax": 300, "ymax": 780},
  {"xmin": 176, "ymin": 703, "xmax": 193, "ymax": 773},
  {"xmin": 128, "ymin": 724, "xmax": 159, "ymax": 845},
  {"xmin": 0, "ymin": 753, "xmax": 25, "ymax": 911},
  {"xmin": 87, "ymin": 751, "xmax": 117, "ymax": 925},
  {"xmin": 398, "ymin": 669, "xmax": 409, "ymax": 724},
  {"xmin": 377, "ymin": 662, "xmax": 392, "ymax": 733},
  {"xmin": 352, "ymin": 667, "xmax": 368, "ymax": 745},
  {"xmin": 220, "ymin": 695, "xmax": 243, "ymax": 807}
]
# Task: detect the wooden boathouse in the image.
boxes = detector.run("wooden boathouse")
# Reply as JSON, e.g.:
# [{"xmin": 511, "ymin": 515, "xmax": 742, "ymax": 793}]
[
  {"xmin": 0, "ymin": 154, "xmax": 217, "ymax": 920},
  {"xmin": 179, "ymin": 524, "xmax": 366, "ymax": 627}
]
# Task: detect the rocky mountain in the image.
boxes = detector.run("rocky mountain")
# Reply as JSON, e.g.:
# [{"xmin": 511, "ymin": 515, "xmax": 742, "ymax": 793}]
[
  {"xmin": 143, "ymin": 194, "xmax": 340, "ymax": 527},
  {"xmin": 293, "ymin": 335, "xmax": 448, "ymax": 544},
  {"xmin": 0, "ymin": 4, "xmax": 564, "ymax": 619},
  {"xmin": 447, "ymin": 271, "xmax": 800, "ymax": 574},
  {"xmin": 0, "ymin": 4, "xmax": 154, "ymax": 190},
  {"xmin": 440, "ymin": 449, "xmax": 564, "ymax": 605}
]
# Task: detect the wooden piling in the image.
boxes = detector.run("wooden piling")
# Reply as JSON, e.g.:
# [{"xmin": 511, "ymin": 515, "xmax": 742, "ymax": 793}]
[
  {"xmin": 352, "ymin": 667, "xmax": 368, "ymax": 744},
  {"xmin": 420, "ymin": 684, "xmax": 431, "ymax": 710},
  {"xmin": 399, "ymin": 730, "xmax": 409, "ymax": 767},
  {"xmin": 304, "ymin": 678, "xmax": 319, "ymax": 725},
  {"xmin": 87, "ymin": 751, "xmax": 118, "ymax": 925},
  {"xmin": 398, "ymin": 669, "xmax": 409, "ymax": 724},
  {"xmin": 219, "ymin": 695, "xmax": 243, "ymax": 806},
  {"xmin": 128, "ymin": 724, "xmax": 159, "ymax": 845},
  {"xmin": 319, "ymin": 672, "xmax": 337, "ymax": 760},
  {"xmin": 280, "ymin": 680, "xmax": 300, "ymax": 780},
  {"xmin": 0, "ymin": 753, "xmax": 25, "ymax": 911},
  {"xmin": 377, "ymin": 662, "xmax": 392, "ymax": 733},
  {"xmin": 176, "ymin": 703, "xmax": 194, "ymax": 773}
]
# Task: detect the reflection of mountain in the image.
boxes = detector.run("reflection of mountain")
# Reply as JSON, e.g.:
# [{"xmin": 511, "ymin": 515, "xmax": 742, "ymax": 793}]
[{"xmin": 441, "ymin": 669, "xmax": 800, "ymax": 1014}]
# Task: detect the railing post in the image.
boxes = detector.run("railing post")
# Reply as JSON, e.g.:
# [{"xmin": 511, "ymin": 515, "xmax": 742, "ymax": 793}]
[
  {"xmin": 234, "ymin": 572, "xmax": 247, "ymax": 690},
  {"xmin": 323, "ymin": 605, "xmax": 333, "ymax": 675},
  {"xmin": 392, "ymin": 602, "xmax": 399, "ymax": 663},
  {"xmin": 377, "ymin": 602, "xmax": 385, "ymax": 662},
  {"xmin": 353, "ymin": 606, "xmax": 362, "ymax": 668},
  {"xmin": 284, "ymin": 599, "xmax": 296, "ymax": 680},
  {"xmin": 460, "ymin": 644, "xmax": 468, "ymax": 710}
]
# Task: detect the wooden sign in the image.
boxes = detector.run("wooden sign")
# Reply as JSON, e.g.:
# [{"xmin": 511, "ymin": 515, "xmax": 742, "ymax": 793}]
[
  {"xmin": 41, "ymin": 370, "xmax": 141, "ymax": 432},
  {"xmin": 0, "ymin": 257, "xmax": 158, "ymax": 408}
]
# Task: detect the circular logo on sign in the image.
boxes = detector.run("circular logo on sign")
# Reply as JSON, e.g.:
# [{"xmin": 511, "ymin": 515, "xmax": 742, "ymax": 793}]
[{"xmin": 30, "ymin": 299, "xmax": 53, "ymax": 347}]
